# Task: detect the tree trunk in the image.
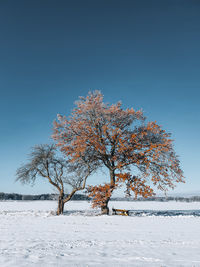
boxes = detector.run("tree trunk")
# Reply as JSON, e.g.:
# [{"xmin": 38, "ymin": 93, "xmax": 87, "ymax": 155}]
[
  {"xmin": 57, "ymin": 192, "xmax": 64, "ymax": 215},
  {"xmin": 110, "ymin": 169, "xmax": 115, "ymax": 186},
  {"xmin": 100, "ymin": 169, "xmax": 115, "ymax": 215},
  {"xmin": 101, "ymin": 203, "xmax": 109, "ymax": 215}
]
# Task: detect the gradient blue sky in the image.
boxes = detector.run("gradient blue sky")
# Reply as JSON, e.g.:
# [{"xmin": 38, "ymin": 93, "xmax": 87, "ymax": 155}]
[{"xmin": 0, "ymin": 0, "xmax": 199, "ymax": 195}]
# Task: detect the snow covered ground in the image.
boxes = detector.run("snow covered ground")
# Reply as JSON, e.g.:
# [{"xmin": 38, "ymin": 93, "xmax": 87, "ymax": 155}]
[{"xmin": 0, "ymin": 200, "xmax": 200, "ymax": 266}]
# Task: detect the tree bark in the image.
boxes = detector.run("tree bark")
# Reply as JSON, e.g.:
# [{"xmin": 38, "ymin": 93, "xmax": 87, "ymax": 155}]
[
  {"xmin": 101, "ymin": 169, "xmax": 115, "ymax": 215},
  {"xmin": 101, "ymin": 203, "xmax": 109, "ymax": 215},
  {"xmin": 57, "ymin": 192, "xmax": 64, "ymax": 215},
  {"xmin": 110, "ymin": 169, "xmax": 115, "ymax": 186}
]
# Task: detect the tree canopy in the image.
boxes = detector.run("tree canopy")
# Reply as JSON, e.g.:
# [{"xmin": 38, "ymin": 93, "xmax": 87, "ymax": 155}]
[{"xmin": 53, "ymin": 91, "xmax": 184, "ymax": 214}]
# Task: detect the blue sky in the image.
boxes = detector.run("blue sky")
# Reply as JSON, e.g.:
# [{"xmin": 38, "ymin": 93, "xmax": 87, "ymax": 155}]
[{"xmin": 0, "ymin": 0, "xmax": 199, "ymax": 195}]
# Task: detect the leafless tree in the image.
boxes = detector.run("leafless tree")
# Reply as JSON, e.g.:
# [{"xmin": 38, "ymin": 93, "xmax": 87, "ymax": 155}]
[{"xmin": 16, "ymin": 144, "xmax": 94, "ymax": 215}]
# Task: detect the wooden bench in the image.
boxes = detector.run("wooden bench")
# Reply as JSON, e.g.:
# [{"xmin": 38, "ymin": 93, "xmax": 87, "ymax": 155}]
[{"xmin": 112, "ymin": 208, "xmax": 130, "ymax": 216}]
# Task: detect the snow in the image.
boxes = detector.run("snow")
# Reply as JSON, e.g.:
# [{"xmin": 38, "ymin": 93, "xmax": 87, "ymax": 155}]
[{"xmin": 0, "ymin": 200, "xmax": 200, "ymax": 266}]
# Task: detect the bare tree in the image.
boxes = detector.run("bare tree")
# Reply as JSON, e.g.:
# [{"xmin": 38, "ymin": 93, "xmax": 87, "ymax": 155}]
[{"xmin": 16, "ymin": 144, "xmax": 93, "ymax": 215}]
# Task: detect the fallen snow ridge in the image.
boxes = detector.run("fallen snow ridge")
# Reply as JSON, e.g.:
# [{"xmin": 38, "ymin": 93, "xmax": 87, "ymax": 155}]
[{"xmin": 0, "ymin": 200, "xmax": 200, "ymax": 266}]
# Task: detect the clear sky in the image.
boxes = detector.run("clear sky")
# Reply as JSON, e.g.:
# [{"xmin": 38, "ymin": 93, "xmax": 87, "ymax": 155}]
[{"xmin": 0, "ymin": 0, "xmax": 200, "ymax": 195}]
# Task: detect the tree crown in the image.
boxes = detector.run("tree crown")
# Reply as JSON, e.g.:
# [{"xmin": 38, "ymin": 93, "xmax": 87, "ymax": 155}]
[{"xmin": 53, "ymin": 91, "xmax": 184, "ymax": 203}]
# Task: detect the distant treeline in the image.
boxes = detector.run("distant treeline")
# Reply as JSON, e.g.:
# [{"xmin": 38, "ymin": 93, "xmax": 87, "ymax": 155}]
[
  {"xmin": 0, "ymin": 192, "xmax": 90, "ymax": 201},
  {"xmin": 111, "ymin": 196, "xmax": 200, "ymax": 202},
  {"xmin": 1, "ymin": 193, "xmax": 200, "ymax": 202}
]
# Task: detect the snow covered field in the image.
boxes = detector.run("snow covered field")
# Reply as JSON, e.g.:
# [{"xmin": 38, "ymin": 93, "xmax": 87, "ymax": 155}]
[{"xmin": 0, "ymin": 200, "xmax": 200, "ymax": 266}]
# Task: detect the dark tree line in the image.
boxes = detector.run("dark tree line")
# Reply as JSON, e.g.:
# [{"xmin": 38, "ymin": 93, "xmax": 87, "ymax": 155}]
[
  {"xmin": 1, "ymin": 193, "xmax": 200, "ymax": 202},
  {"xmin": 0, "ymin": 192, "xmax": 89, "ymax": 201}
]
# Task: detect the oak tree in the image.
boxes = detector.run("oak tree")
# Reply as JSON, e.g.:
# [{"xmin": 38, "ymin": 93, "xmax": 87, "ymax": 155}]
[
  {"xmin": 16, "ymin": 144, "xmax": 93, "ymax": 215},
  {"xmin": 53, "ymin": 91, "xmax": 184, "ymax": 214}
]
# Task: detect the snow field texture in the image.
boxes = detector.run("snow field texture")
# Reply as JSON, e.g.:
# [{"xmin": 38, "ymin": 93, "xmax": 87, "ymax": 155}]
[{"xmin": 0, "ymin": 200, "xmax": 200, "ymax": 266}]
